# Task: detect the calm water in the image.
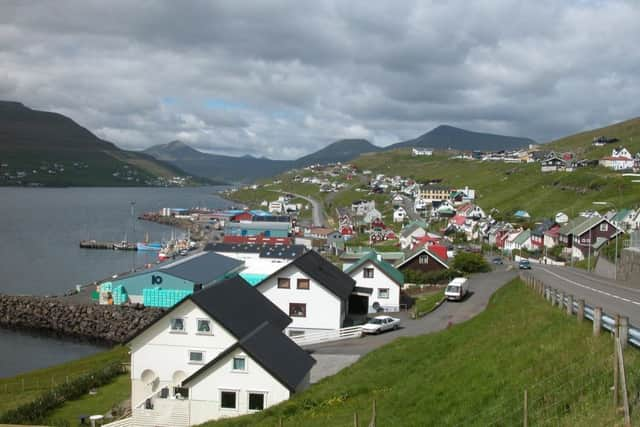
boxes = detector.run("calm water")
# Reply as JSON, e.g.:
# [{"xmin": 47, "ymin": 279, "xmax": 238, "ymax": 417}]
[{"xmin": 0, "ymin": 186, "xmax": 232, "ymax": 377}]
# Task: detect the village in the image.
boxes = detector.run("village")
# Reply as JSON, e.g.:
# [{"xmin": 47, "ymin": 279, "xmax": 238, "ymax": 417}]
[{"xmin": 86, "ymin": 139, "xmax": 640, "ymax": 426}]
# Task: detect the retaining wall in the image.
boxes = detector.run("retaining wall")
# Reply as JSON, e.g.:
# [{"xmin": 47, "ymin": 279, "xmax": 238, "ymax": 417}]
[{"xmin": 618, "ymin": 248, "xmax": 640, "ymax": 285}]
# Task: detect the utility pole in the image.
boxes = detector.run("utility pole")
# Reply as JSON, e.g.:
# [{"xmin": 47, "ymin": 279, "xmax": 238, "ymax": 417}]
[{"xmin": 130, "ymin": 201, "xmax": 136, "ymax": 272}]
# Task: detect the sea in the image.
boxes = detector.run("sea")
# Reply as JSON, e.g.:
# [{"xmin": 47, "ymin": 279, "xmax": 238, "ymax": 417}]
[{"xmin": 0, "ymin": 186, "xmax": 234, "ymax": 378}]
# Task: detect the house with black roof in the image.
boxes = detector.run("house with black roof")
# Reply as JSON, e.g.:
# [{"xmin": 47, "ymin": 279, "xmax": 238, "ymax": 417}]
[
  {"xmin": 123, "ymin": 276, "xmax": 315, "ymax": 426},
  {"xmin": 255, "ymin": 250, "xmax": 356, "ymax": 336}
]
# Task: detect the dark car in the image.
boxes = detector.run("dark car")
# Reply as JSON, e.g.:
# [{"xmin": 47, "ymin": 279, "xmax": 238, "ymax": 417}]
[
  {"xmin": 491, "ymin": 257, "xmax": 503, "ymax": 265},
  {"xmin": 518, "ymin": 260, "xmax": 532, "ymax": 270}
]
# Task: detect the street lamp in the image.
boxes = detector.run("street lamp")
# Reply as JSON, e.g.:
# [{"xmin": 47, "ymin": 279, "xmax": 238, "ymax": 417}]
[{"xmin": 592, "ymin": 201, "xmax": 619, "ymax": 280}]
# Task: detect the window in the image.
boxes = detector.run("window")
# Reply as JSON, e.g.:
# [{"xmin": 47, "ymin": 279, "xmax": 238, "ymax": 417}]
[
  {"xmin": 288, "ymin": 330, "xmax": 305, "ymax": 337},
  {"xmin": 248, "ymin": 392, "xmax": 266, "ymax": 411},
  {"xmin": 197, "ymin": 319, "xmax": 211, "ymax": 334},
  {"xmin": 170, "ymin": 318, "xmax": 185, "ymax": 332},
  {"xmin": 277, "ymin": 277, "xmax": 290, "ymax": 289},
  {"xmin": 289, "ymin": 303, "xmax": 307, "ymax": 317},
  {"xmin": 297, "ymin": 278, "xmax": 310, "ymax": 289},
  {"xmin": 232, "ymin": 356, "xmax": 246, "ymax": 371},
  {"xmin": 378, "ymin": 288, "xmax": 390, "ymax": 299},
  {"xmin": 419, "ymin": 254, "xmax": 429, "ymax": 264},
  {"xmin": 220, "ymin": 390, "xmax": 238, "ymax": 409},
  {"xmin": 189, "ymin": 351, "xmax": 204, "ymax": 364},
  {"xmin": 173, "ymin": 387, "xmax": 189, "ymax": 399},
  {"xmin": 363, "ymin": 268, "xmax": 374, "ymax": 278},
  {"xmin": 600, "ymin": 223, "xmax": 608, "ymax": 232}
]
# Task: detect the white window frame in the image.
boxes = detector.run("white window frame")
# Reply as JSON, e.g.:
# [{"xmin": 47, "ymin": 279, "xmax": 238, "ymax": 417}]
[
  {"xmin": 419, "ymin": 254, "xmax": 429, "ymax": 264},
  {"xmin": 219, "ymin": 389, "xmax": 239, "ymax": 411},
  {"xmin": 378, "ymin": 288, "xmax": 390, "ymax": 299},
  {"xmin": 599, "ymin": 223, "xmax": 608, "ymax": 232},
  {"xmin": 196, "ymin": 318, "xmax": 212, "ymax": 335},
  {"xmin": 188, "ymin": 350, "xmax": 205, "ymax": 365},
  {"xmin": 247, "ymin": 391, "xmax": 268, "ymax": 412},
  {"xmin": 170, "ymin": 317, "xmax": 186, "ymax": 333},
  {"xmin": 363, "ymin": 267, "xmax": 375, "ymax": 278},
  {"xmin": 232, "ymin": 356, "xmax": 247, "ymax": 373}
]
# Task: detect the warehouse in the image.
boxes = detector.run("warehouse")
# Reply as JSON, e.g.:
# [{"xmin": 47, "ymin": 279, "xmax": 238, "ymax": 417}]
[{"xmin": 99, "ymin": 251, "xmax": 245, "ymax": 307}]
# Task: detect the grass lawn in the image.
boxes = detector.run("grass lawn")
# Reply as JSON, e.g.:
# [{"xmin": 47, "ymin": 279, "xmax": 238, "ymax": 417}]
[
  {"xmin": 45, "ymin": 374, "xmax": 130, "ymax": 425},
  {"xmin": 414, "ymin": 289, "xmax": 445, "ymax": 316},
  {"xmin": 204, "ymin": 278, "xmax": 640, "ymax": 426},
  {"xmin": 0, "ymin": 346, "xmax": 128, "ymax": 416}
]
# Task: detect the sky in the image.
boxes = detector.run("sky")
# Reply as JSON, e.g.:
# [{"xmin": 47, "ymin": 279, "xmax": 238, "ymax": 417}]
[{"xmin": 1, "ymin": 1, "xmax": 639, "ymax": 159}]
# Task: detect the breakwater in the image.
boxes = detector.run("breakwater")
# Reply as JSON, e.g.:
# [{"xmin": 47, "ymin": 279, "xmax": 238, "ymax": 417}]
[{"xmin": 0, "ymin": 295, "xmax": 164, "ymax": 344}]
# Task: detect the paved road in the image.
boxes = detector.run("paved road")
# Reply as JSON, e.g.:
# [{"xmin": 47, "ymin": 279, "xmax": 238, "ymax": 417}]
[
  {"xmin": 528, "ymin": 265, "xmax": 640, "ymax": 327},
  {"xmin": 290, "ymin": 192, "xmax": 326, "ymax": 226},
  {"xmin": 309, "ymin": 267, "xmax": 517, "ymax": 358},
  {"xmin": 399, "ymin": 195, "xmax": 422, "ymax": 221}
]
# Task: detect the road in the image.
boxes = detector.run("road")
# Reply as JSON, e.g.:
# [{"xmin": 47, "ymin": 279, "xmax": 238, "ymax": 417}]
[
  {"xmin": 289, "ymin": 192, "xmax": 326, "ymax": 226},
  {"xmin": 311, "ymin": 267, "xmax": 516, "ymax": 356},
  {"xmin": 528, "ymin": 264, "xmax": 640, "ymax": 327},
  {"xmin": 399, "ymin": 195, "xmax": 422, "ymax": 221}
]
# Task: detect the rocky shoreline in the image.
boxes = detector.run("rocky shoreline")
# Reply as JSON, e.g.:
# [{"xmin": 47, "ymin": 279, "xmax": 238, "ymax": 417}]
[{"xmin": 0, "ymin": 294, "xmax": 164, "ymax": 344}]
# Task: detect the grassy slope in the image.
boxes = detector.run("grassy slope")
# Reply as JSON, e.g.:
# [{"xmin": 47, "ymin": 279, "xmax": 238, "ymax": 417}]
[
  {"xmin": 0, "ymin": 346, "xmax": 128, "ymax": 415},
  {"xmin": 205, "ymin": 279, "xmax": 639, "ymax": 426},
  {"xmin": 352, "ymin": 151, "xmax": 639, "ymax": 219}
]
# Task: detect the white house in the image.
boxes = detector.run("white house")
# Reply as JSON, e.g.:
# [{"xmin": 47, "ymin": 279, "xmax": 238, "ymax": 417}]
[
  {"xmin": 393, "ymin": 207, "xmax": 407, "ymax": 223},
  {"xmin": 600, "ymin": 147, "xmax": 634, "ymax": 170},
  {"xmin": 363, "ymin": 208, "xmax": 382, "ymax": 224},
  {"xmin": 555, "ymin": 212, "xmax": 569, "ymax": 224},
  {"xmin": 268, "ymin": 201, "xmax": 284, "ymax": 214},
  {"xmin": 255, "ymin": 250, "xmax": 356, "ymax": 336},
  {"xmin": 399, "ymin": 221, "xmax": 427, "ymax": 249},
  {"xmin": 344, "ymin": 251, "xmax": 404, "ymax": 313},
  {"xmin": 121, "ymin": 276, "xmax": 315, "ymax": 427},
  {"xmin": 412, "ymin": 148, "xmax": 433, "ymax": 156}
]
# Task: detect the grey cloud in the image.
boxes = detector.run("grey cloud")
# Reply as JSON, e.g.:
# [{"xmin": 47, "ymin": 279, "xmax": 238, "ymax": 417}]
[{"xmin": 1, "ymin": 0, "xmax": 640, "ymax": 158}]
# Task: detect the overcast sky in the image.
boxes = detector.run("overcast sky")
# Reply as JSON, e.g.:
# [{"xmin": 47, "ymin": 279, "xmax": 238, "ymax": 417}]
[{"xmin": 1, "ymin": 1, "xmax": 639, "ymax": 159}]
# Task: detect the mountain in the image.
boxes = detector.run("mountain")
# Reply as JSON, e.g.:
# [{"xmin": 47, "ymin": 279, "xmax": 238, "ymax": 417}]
[
  {"xmin": 144, "ymin": 139, "xmax": 382, "ymax": 183},
  {"xmin": 387, "ymin": 125, "xmax": 535, "ymax": 152},
  {"xmin": 0, "ymin": 101, "xmax": 203, "ymax": 186},
  {"xmin": 293, "ymin": 139, "xmax": 381, "ymax": 165}
]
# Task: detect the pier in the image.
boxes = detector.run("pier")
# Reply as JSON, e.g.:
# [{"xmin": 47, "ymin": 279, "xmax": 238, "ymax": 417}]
[{"xmin": 79, "ymin": 240, "xmax": 137, "ymax": 250}]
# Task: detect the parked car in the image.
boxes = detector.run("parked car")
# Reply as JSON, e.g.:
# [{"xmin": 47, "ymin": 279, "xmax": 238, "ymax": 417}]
[
  {"xmin": 491, "ymin": 257, "xmax": 503, "ymax": 264},
  {"xmin": 444, "ymin": 277, "xmax": 469, "ymax": 301},
  {"xmin": 519, "ymin": 260, "xmax": 532, "ymax": 270},
  {"xmin": 362, "ymin": 316, "xmax": 401, "ymax": 334}
]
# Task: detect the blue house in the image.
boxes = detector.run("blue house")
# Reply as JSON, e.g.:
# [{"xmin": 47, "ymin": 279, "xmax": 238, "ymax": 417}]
[{"xmin": 100, "ymin": 251, "xmax": 245, "ymax": 307}]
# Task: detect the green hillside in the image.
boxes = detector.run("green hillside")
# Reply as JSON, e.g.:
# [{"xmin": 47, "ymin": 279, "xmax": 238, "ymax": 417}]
[
  {"xmin": 546, "ymin": 117, "xmax": 640, "ymax": 158},
  {"xmin": 351, "ymin": 150, "xmax": 640, "ymax": 219},
  {"xmin": 205, "ymin": 279, "xmax": 640, "ymax": 426}
]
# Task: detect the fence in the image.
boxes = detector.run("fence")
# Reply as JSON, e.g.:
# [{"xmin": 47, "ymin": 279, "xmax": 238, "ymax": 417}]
[{"xmin": 289, "ymin": 326, "xmax": 363, "ymax": 347}]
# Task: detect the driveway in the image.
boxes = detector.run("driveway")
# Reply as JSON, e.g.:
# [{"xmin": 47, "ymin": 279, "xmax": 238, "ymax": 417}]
[{"xmin": 308, "ymin": 267, "xmax": 517, "ymax": 381}]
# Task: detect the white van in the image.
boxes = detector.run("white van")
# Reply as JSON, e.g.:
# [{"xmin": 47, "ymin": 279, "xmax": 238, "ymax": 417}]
[{"xmin": 444, "ymin": 277, "xmax": 469, "ymax": 301}]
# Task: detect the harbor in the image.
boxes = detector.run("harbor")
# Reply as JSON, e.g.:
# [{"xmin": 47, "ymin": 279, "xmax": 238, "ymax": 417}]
[{"xmin": 79, "ymin": 240, "xmax": 137, "ymax": 250}]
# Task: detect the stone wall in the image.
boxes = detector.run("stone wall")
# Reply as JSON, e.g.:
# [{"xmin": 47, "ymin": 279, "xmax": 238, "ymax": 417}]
[
  {"xmin": 0, "ymin": 295, "xmax": 164, "ymax": 344},
  {"xmin": 618, "ymin": 247, "xmax": 640, "ymax": 286}
]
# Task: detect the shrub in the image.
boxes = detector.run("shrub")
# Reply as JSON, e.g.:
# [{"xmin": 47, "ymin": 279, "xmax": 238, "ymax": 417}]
[
  {"xmin": 404, "ymin": 268, "xmax": 461, "ymax": 285},
  {"xmin": 452, "ymin": 252, "xmax": 490, "ymax": 274},
  {"xmin": 0, "ymin": 363, "xmax": 125, "ymax": 424}
]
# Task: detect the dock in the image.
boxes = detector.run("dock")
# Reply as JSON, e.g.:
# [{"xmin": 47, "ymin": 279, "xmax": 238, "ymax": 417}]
[{"xmin": 79, "ymin": 240, "xmax": 138, "ymax": 250}]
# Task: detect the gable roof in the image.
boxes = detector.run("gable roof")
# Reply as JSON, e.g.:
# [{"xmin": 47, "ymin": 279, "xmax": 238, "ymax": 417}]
[
  {"xmin": 127, "ymin": 276, "xmax": 291, "ymax": 345},
  {"xmin": 182, "ymin": 321, "xmax": 315, "ymax": 393},
  {"xmin": 344, "ymin": 251, "xmax": 404, "ymax": 285},
  {"xmin": 558, "ymin": 216, "xmax": 592, "ymax": 236},
  {"xmin": 395, "ymin": 247, "xmax": 449, "ymax": 269},
  {"xmin": 571, "ymin": 216, "xmax": 620, "ymax": 237},
  {"xmin": 160, "ymin": 251, "xmax": 245, "ymax": 284},
  {"xmin": 260, "ymin": 250, "xmax": 356, "ymax": 300},
  {"xmin": 512, "ymin": 229, "xmax": 531, "ymax": 245},
  {"xmin": 400, "ymin": 221, "xmax": 426, "ymax": 238},
  {"xmin": 205, "ymin": 242, "xmax": 307, "ymax": 259}
]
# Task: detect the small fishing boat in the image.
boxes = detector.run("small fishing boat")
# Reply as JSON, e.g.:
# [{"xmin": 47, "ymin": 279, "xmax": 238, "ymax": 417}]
[{"xmin": 137, "ymin": 232, "xmax": 162, "ymax": 251}]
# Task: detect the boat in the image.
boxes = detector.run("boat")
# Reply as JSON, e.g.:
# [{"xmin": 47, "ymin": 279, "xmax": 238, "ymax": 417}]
[
  {"xmin": 158, "ymin": 251, "xmax": 170, "ymax": 261},
  {"xmin": 137, "ymin": 242, "xmax": 163, "ymax": 251}
]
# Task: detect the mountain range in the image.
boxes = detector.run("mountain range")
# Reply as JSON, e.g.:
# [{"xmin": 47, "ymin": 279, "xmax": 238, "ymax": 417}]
[
  {"xmin": 0, "ymin": 101, "xmax": 205, "ymax": 186},
  {"xmin": 145, "ymin": 126, "xmax": 535, "ymax": 183}
]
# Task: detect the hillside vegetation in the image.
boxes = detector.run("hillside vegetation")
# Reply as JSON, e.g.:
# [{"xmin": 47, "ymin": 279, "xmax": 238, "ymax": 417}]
[{"xmin": 205, "ymin": 279, "xmax": 640, "ymax": 426}]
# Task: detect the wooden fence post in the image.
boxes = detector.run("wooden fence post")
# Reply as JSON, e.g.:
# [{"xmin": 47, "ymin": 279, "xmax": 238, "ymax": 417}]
[
  {"xmin": 614, "ymin": 329, "xmax": 619, "ymax": 408},
  {"xmin": 577, "ymin": 299, "xmax": 585, "ymax": 322},
  {"xmin": 619, "ymin": 316, "xmax": 629, "ymax": 350},
  {"xmin": 593, "ymin": 307, "xmax": 602, "ymax": 336},
  {"xmin": 523, "ymin": 389, "xmax": 528, "ymax": 427},
  {"xmin": 566, "ymin": 294, "xmax": 573, "ymax": 315},
  {"xmin": 354, "ymin": 412, "xmax": 359, "ymax": 427},
  {"xmin": 616, "ymin": 337, "xmax": 631, "ymax": 426},
  {"xmin": 558, "ymin": 291, "xmax": 565, "ymax": 310},
  {"xmin": 368, "ymin": 399, "xmax": 377, "ymax": 427}
]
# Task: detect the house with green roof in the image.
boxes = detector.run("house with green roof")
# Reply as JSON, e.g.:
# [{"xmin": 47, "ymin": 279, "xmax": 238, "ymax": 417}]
[
  {"xmin": 558, "ymin": 215, "xmax": 623, "ymax": 260},
  {"xmin": 344, "ymin": 251, "xmax": 404, "ymax": 314}
]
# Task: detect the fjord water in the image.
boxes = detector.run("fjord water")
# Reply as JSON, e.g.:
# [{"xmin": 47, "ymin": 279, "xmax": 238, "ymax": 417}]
[{"xmin": 0, "ymin": 186, "xmax": 231, "ymax": 377}]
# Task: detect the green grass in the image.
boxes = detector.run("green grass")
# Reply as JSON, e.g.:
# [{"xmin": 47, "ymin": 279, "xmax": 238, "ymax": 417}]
[
  {"xmin": 204, "ymin": 279, "xmax": 640, "ymax": 426},
  {"xmin": 0, "ymin": 346, "xmax": 128, "ymax": 415},
  {"xmin": 414, "ymin": 289, "xmax": 445, "ymax": 316},
  {"xmin": 45, "ymin": 374, "xmax": 130, "ymax": 425}
]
